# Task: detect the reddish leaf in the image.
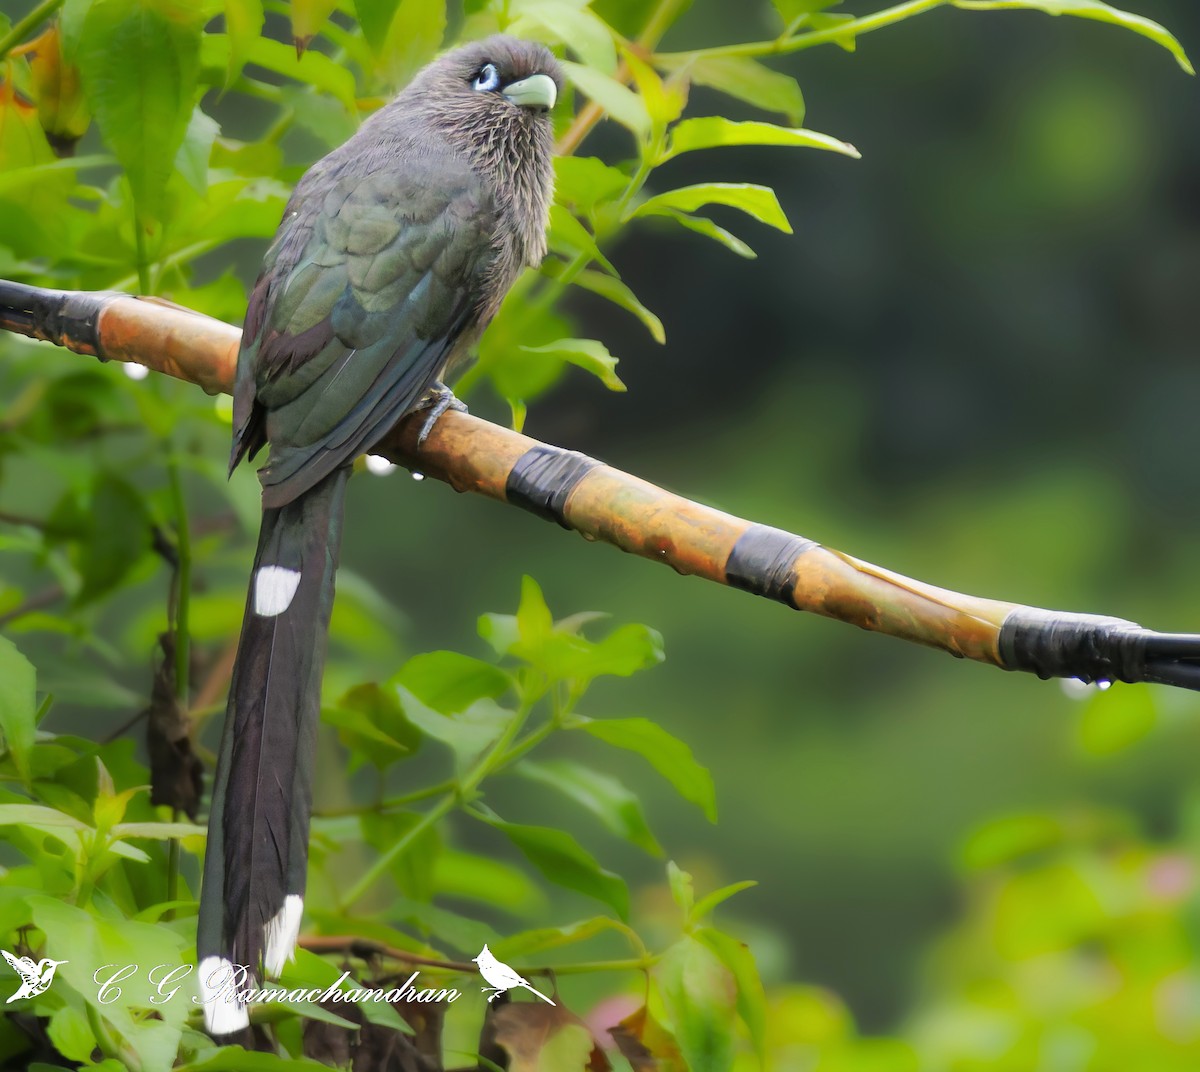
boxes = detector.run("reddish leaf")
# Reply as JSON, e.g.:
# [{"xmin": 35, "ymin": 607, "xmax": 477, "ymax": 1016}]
[
  {"xmin": 490, "ymin": 1001, "xmax": 610, "ymax": 1072},
  {"xmin": 609, "ymin": 1006, "xmax": 686, "ymax": 1072}
]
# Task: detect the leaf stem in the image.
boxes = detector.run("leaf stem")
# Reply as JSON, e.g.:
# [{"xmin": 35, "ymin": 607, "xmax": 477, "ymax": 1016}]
[
  {"xmin": 165, "ymin": 814, "xmax": 180, "ymax": 921},
  {"xmin": 298, "ymin": 935, "xmax": 655, "ymax": 977},
  {"xmin": 342, "ymin": 698, "xmax": 538, "ymax": 909},
  {"xmin": 109, "ymin": 239, "xmax": 220, "ymax": 294},
  {"xmin": 166, "ymin": 453, "xmax": 191, "ymax": 704},
  {"xmin": 339, "ymin": 793, "xmax": 455, "ymax": 909},
  {"xmin": 133, "ymin": 216, "xmax": 151, "ymax": 296},
  {"xmin": 315, "ymin": 779, "xmax": 456, "ymax": 818},
  {"xmin": 656, "ymin": 0, "xmax": 951, "ymax": 63},
  {"xmin": 0, "ymin": 0, "xmax": 64, "ymax": 60}
]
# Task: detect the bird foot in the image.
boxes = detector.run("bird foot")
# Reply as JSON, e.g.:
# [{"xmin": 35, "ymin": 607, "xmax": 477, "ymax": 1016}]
[{"xmin": 414, "ymin": 383, "xmax": 467, "ymax": 446}]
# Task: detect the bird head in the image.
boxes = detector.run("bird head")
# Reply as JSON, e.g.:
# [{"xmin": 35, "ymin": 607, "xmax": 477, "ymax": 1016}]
[
  {"xmin": 472, "ymin": 944, "xmax": 490, "ymax": 964},
  {"xmin": 415, "ymin": 36, "xmax": 563, "ymax": 121},
  {"xmin": 396, "ymin": 36, "xmax": 564, "ymax": 265}
]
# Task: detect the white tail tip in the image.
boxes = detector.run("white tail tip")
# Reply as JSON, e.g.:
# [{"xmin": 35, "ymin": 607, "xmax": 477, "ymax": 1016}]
[
  {"xmin": 263, "ymin": 894, "xmax": 304, "ymax": 977},
  {"xmin": 198, "ymin": 956, "xmax": 250, "ymax": 1035}
]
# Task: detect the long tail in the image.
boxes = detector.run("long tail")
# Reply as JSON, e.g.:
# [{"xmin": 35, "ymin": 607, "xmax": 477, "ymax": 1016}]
[
  {"xmin": 520, "ymin": 980, "xmax": 556, "ymax": 1005},
  {"xmin": 197, "ymin": 466, "xmax": 349, "ymax": 1035}
]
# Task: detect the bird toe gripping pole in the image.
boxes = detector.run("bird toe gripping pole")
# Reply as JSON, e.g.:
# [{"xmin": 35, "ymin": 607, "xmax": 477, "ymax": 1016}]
[{"xmin": 3, "ymin": 278, "xmax": 1200, "ymax": 693}]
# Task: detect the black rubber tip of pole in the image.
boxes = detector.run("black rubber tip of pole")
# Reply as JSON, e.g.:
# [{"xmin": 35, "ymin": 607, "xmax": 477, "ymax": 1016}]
[
  {"xmin": 0, "ymin": 279, "xmax": 108, "ymax": 356},
  {"xmin": 999, "ymin": 608, "xmax": 1200, "ymax": 691}
]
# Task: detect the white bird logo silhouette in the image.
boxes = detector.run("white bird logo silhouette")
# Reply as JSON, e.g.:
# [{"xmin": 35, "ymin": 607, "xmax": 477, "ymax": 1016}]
[
  {"xmin": 1, "ymin": 951, "xmax": 66, "ymax": 1002},
  {"xmin": 472, "ymin": 944, "xmax": 555, "ymax": 1005}
]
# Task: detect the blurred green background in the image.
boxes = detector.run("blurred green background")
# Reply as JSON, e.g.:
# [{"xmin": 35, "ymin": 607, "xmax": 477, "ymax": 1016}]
[
  {"xmin": 354, "ymin": 0, "xmax": 1200, "ymax": 1035},
  {"xmin": 2, "ymin": 0, "xmax": 1199, "ymax": 1062}
]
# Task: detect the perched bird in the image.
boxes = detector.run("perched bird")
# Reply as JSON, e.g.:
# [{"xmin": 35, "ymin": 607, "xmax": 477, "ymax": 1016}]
[
  {"xmin": 1, "ymin": 952, "xmax": 66, "ymax": 1003},
  {"xmin": 197, "ymin": 36, "xmax": 562, "ymax": 1035},
  {"xmin": 473, "ymin": 944, "xmax": 555, "ymax": 1005}
]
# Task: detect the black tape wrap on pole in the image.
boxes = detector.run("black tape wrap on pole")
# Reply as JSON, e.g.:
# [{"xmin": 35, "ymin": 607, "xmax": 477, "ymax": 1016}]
[
  {"xmin": 0, "ymin": 281, "xmax": 108, "ymax": 356},
  {"xmin": 505, "ymin": 444, "xmax": 601, "ymax": 528},
  {"xmin": 726, "ymin": 524, "xmax": 819, "ymax": 608},
  {"xmin": 999, "ymin": 608, "xmax": 1200, "ymax": 690}
]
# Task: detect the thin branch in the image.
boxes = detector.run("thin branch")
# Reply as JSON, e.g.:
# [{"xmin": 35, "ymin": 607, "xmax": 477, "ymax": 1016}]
[
  {"xmin": 190, "ymin": 637, "xmax": 238, "ymax": 716},
  {"xmin": 297, "ymin": 935, "xmax": 650, "ymax": 978},
  {"xmin": 655, "ymin": 0, "xmax": 950, "ymax": 64},
  {"xmin": 0, "ymin": 583, "xmax": 63, "ymax": 626}
]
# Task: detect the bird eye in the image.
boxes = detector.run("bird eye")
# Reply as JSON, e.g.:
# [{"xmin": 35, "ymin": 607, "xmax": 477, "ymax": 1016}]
[{"xmin": 472, "ymin": 63, "xmax": 501, "ymax": 92}]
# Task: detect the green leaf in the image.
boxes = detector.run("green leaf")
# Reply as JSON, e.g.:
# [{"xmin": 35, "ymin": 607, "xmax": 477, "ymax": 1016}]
[
  {"xmin": 485, "ymin": 818, "xmax": 630, "ymax": 919},
  {"xmin": 502, "ymin": 602, "xmax": 663, "ymax": 687},
  {"xmin": 951, "ymin": 0, "xmax": 1194, "ymax": 74},
  {"xmin": 76, "ymin": 472, "xmax": 153, "ymax": 605},
  {"xmin": 771, "ymin": 0, "xmax": 844, "ymax": 24},
  {"xmin": 325, "ymin": 681, "xmax": 422, "ymax": 769},
  {"xmin": 394, "ymin": 685, "xmax": 509, "ymax": 771},
  {"xmin": 514, "ymin": 0, "xmax": 618, "ymax": 74},
  {"xmin": 521, "ymin": 338, "xmax": 626, "ymax": 392},
  {"xmin": 290, "ymin": 0, "xmax": 339, "ymax": 50},
  {"xmin": 665, "ymin": 54, "xmax": 805, "ymax": 124},
  {"xmin": 570, "ymin": 269, "xmax": 665, "ymax": 344},
  {"xmin": 110, "ymin": 820, "xmax": 206, "ymax": 839},
  {"xmin": 478, "ymin": 611, "xmax": 520, "ymax": 657},
  {"xmin": 173, "ymin": 106, "xmax": 220, "ymax": 195},
  {"xmin": 958, "ymin": 812, "xmax": 1064, "ymax": 872},
  {"xmin": 584, "ymin": 622, "xmax": 666, "ymax": 677},
  {"xmin": 47, "ymin": 1005, "xmax": 96, "ymax": 1062},
  {"xmin": 0, "ymin": 637, "xmax": 36, "ymax": 784},
  {"xmin": 222, "ymin": 0, "xmax": 264, "ymax": 88},
  {"xmin": 519, "ymin": 758, "xmax": 663, "ymax": 855},
  {"xmin": 561, "ymin": 60, "xmax": 651, "ymax": 138},
  {"xmin": 655, "ymin": 936, "xmax": 737, "ymax": 1072},
  {"xmin": 658, "ymin": 208, "xmax": 757, "ymax": 258},
  {"xmin": 691, "ymin": 881, "xmax": 757, "ymax": 925},
  {"xmin": 361, "ymin": 809, "xmax": 440, "ymax": 902},
  {"xmin": 547, "ymin": 204, "xmax": 617, "ymax": 274},
  {"xmin": 0, "ymin": 802, "xmax": 89, "ymax": 830},
  {"xmin": 572, "ymin": 716, "xmax": 716, "ymax": 821},
  {"xmin": 281, "ymin": 948, "xmax": 412, "ymax": 1034},
  {"xmin": 75, "ymin": 0, "xmax": 204, "ymax": 223},
  {"xmin": 432, "ymin": 849, "xmax": 545, "ymax": 913},
  {"xmin": 278, "ymin": 84, "xmax": 357, "ymax": 148},
  {"xmin": 695, "ymin": 927, "xmax": 768, "ymax": 1065},
  {"xmin": 30, "ymin": 895, "xmax": 189, "ymax": 1025},
  {"xmin": 354, "ymin": 0, "xmax": 402, "ymax": 50},
  {"xmin": 626, "ymin": 51, "xmax": 686, "ymax": 134},
  {"xmin": 394, "ymin": 650, "xmax": 512, "ymax": 713},
  {"xmin": 378, "ymin": 0, "xmax": 447, "ymax": 87},
  {"xmin": 491, "ymin": 916, "xmax": 625, "ymax": 959},
  {"xmin": 244, "ymin": 36, "xmax": 357, "ymax": 112},
  {"xmin": 179, "ymin": 1046, "xmax": 336, "ymax": 1069},
  {"xmin": 668, "ymin": 860, "xmax": 694, "ymax": 917},
  {"xmin": 633, "ymin": 182, "xmax": 792, "ymax": 233},
  {"xmin": 664, "ymin": 116, "xmax": 859, "ymax": 161},
  {"xmin": 553, "ymin": 155, "xmax": 629, "ymax": 217},
  {"xmin": 516, "ymin": 574, "xmax": 554, "ymax": 649}
]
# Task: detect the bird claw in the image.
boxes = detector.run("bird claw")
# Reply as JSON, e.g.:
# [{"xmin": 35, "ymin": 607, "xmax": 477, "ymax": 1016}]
[{"xmin": 415, "ymin": 383, "xmax": 467, "ymax": 446}]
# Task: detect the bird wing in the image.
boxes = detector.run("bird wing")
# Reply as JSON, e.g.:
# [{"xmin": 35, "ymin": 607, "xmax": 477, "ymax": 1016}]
[
  {"xmin": 232, "ymin": 151, "xmax": 498, "ymax": 508},
  {"xmin": 1, "ymin": 951, "xmax": 37, "ymax": 982},
  {"xmin": 489, "ymin": 960, "xmax": 527, "ymax": 987}
]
